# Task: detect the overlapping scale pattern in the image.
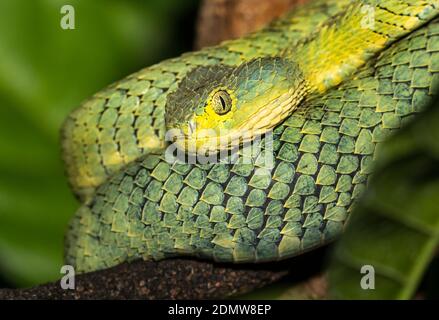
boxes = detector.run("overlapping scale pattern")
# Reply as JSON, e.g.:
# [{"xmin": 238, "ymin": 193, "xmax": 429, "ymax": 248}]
[
  {"xmin": 66, "ymin": 19, "xmax": 439, "ymax": 273},
  {"xmin": 61, "ymin": 0, "xmax": 350, "ymax": 200}
]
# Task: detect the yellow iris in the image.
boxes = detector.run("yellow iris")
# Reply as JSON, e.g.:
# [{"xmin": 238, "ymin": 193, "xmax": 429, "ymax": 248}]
[{"xmin": 193, "ymin": 87, "xmax": 237, "ymax": 132}]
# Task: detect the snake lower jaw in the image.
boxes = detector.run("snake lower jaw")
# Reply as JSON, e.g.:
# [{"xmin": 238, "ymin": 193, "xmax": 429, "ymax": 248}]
[{"xmin": 170, "ymin": 129, "xmax": 266, "ymax": 156}]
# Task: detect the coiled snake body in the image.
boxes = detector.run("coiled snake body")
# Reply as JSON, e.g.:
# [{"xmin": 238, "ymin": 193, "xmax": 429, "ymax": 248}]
[{"xmin": 62, "ymin": 0, "xmax": 439, "ymax": 273}]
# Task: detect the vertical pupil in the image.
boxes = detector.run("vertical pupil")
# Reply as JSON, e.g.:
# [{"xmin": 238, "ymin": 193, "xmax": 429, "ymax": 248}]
[
  {"xmin": 212, "ymin": 91, "xmax": 231, "ymax": 115},
  {"xmin": 219, "ymin": 96, "xmax": 226, "ymax": 109}
]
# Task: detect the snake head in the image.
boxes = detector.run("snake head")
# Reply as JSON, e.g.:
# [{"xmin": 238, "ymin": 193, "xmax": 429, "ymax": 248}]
[{"xmin": 165, "ymin": 57, "xmax": 307, "ymax": 153}]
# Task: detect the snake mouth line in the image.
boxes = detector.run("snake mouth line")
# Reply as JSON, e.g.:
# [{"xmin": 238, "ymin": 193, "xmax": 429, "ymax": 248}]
[{"xmin": 170, "ymin": 82, "xmax": 308, "ymax": 154}]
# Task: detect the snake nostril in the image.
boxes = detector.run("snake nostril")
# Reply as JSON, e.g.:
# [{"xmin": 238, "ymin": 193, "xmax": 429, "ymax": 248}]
[{"xmin": 219, "ymin": 96, "xmax": 226, "ymax": 110}]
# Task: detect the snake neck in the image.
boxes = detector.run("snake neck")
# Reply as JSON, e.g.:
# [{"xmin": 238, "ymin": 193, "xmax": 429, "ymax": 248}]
[{"xmin": 288, "ymin": 0, "xmax": 439, "ymax": 93}]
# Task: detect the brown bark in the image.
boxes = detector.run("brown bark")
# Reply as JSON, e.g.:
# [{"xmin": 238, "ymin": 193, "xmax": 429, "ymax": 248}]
[
  {"xmin": 195, "ymin": 0, "xmax": 307, "ymax": 49},
  {"xmin": 0, "ymin": 259, "xmax": 289, "ymax": 300},
  {"xmin": 0, "ymin": 246, "xmax": 327, "ymax": 299}
]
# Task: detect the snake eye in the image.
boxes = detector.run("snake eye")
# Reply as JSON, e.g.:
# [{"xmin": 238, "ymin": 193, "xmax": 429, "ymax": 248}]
[{"xmin": 211, "ymin": 90, "xmax": 232, "ymax": 115}]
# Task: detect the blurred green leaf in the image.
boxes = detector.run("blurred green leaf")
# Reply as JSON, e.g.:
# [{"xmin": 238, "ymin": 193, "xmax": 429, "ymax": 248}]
[
  {"xmin": 0, "ymin": 0, "xmax": 198, "ymax": 286},
  {"xmin": 328, "ymin": 99, "xmax": 439, "ymax": 299}
]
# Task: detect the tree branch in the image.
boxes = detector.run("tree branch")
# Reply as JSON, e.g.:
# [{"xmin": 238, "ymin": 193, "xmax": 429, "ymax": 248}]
[{"xmin": 0, "ymin": 259, "xmax": 289, "ymax": 300}]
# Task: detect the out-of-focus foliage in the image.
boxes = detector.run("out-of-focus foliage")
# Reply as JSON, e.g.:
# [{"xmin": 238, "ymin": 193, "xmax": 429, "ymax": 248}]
[
  {"xmin": 328, "ymin": 96, "xmax": 439, "ymax": 299},
  {"xmin": 0, "ymin": 0, "xmax": 198, "ymax": 287}
]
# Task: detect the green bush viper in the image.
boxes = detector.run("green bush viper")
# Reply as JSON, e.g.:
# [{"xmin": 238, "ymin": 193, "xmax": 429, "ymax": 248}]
[{"xmin": 62, "ymin": 0, "xmax": 439, "ymax": 273}]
